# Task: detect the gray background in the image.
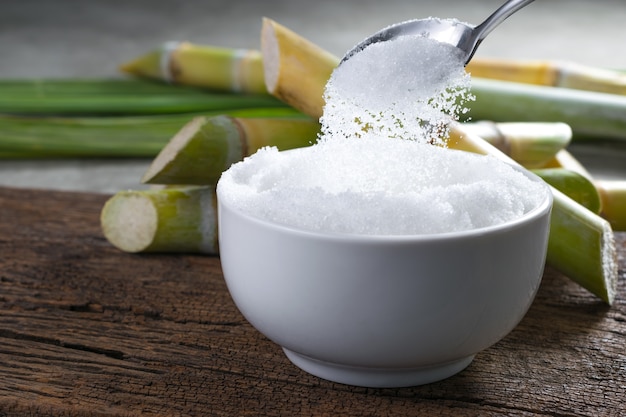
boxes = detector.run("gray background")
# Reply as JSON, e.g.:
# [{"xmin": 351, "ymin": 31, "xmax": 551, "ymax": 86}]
[{"xmin": 1, "ymin": 0, "xmax": 625, "ymax": 193}]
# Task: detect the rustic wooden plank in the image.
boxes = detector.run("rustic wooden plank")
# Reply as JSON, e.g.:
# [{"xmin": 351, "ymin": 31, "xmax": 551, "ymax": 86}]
[{"xmin": 0, "ymin": 186, "xmax": 624, "ymax": 416}]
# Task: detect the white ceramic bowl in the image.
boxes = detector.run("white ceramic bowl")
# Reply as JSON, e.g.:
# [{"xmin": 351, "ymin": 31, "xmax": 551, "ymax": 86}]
[{"xmin": 217, "ymin": 166, "xmax": 552, "ymax": 388}]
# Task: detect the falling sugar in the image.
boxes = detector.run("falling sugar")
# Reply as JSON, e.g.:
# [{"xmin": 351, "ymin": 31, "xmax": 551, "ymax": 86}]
[
  {"xmin": 217, "ymin": 26, "xmax": 548, "ymax": 235},
  {"xmin": 321, "ymin": 30, "xmax": 473, "ymax": 145}
]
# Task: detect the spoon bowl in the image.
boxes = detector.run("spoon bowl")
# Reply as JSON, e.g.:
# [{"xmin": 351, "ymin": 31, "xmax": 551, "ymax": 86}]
[{"xmin": 341, "ymin": 0, "xmax": 535, "ymax": 66}]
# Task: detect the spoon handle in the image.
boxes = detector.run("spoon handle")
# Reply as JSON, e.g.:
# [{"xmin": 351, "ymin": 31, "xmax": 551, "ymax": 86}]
[{"xmin": 473, "ymin": 0, "xmax": 535, "ymax": 42}]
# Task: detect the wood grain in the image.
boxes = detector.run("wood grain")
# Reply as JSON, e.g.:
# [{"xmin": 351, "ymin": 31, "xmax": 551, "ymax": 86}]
[{"xmin": 0, "ymin": 186, "xmax": 624, "ymax": 416}]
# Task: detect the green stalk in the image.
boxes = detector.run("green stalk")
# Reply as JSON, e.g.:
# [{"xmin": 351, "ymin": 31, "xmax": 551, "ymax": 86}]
[
  {"xmin": 0, "ymin": 79, "xmax": 286, "ymax": 115},
  {"xmin": 101, "ymin": 186, "xmax": 218, "ymax": 254},
  {"xmin": 466, "ymin": 78, "xmax": 626, "ymax": 141},
  {"xmin": 0, "ymin": 108, "xmax": 303, "ymax": 158},
  {"xmin": 547, "ymin": 187, "xmax": 617, "ymax": 304},
  {"xmin": 142, "ymin": 115, "xmax": 319, "ymax": 185},
  {"xmin": 0, "ymin": 113, "xmax": 188, "ymax": 157},
  {"xmin": 596, "ymin": 180, "xmax": 626, "ymax": 231},
  {"xmin": 450, "ymin": 124, "xmax": 618, "ymax": 304},
  {"xmin": 532, "ymin": 168, "xmax": 601, "ymax": 214},
  {"xmin": 540, "ymin": 151, "xmax": 626, "ymax": 231}
]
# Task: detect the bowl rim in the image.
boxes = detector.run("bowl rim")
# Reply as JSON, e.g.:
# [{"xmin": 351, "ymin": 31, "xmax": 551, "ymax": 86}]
[{"xmin": 217, "ymin": 164, "xmax": 553, "ymax": 244}]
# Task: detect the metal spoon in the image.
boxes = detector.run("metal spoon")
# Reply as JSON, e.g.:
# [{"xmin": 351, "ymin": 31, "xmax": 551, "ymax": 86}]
[{"xmin": 340, "ymin": 0, "xmax": 535, "ymax": 66}]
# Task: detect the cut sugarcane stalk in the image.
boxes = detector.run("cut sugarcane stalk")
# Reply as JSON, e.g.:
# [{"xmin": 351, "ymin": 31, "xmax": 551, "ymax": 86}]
[
  {"xmin": 463, "ymin": 121, "xmax": 571, "ymax": 168},
  {"xmin": 120, "ymin": 42, "xmax": 268, "ymax": 94},
  {"xmin": 101, "ymin": 186, "xmax": 218, "ymax": 254},
  {"xmin": 467, "ymin": 57, "xmax": 626, "ymax": 95},
  {"xmin": 142, "ymin": 114, "xmax": 319, "ymax": 185},
  {"xmin": 261, "ymin": 18, "xmax": 340, "ymax": 119},
  {"xmin": 542, "ymin": 149, "xmax": 594, "ymax": 179},
  {"xmin": 450, "ymin": 124, "xmax": 617, "ymax": 304},
  {"xmin": 541, "ymin": 150, "xmax": 626, "ymax": 231},
  {"xmin": 595, "ymin": 180, "xmax": 626, "ymax": 232},
  {"xmin": 467, "ymin": 78, "xmax": 626, "ymax": 141},
  {"xmin": 531, "ymin": 168, "xmax": 601, "ymax": 214}
]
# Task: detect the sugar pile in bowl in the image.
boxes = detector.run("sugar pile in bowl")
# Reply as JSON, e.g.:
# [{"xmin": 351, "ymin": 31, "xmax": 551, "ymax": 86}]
[{"xmin": 218, "ymin": 29, "xmax": 548, "ymax": 235}]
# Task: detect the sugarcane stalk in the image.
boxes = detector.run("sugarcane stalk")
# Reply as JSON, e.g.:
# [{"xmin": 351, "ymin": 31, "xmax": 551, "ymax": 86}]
[
  {"xmin": 531, "ymin": 168, "xmax": 601, "ymax": 214},
  {"xmin": 541, "ymin": 149, "xmax": 594, "ymax": 179},
  {"xmin": 450, "ymin": 124, "xmax": 617, "ymax": 304},
  {"xmin": 142, "ymin": 114, "xmax": 319, "ymax": 185},
  {"xmin": 541, "ymin": 150, "xmax": 626, "ymax": 231},
  {"xmin": 0, "ymin": 78, "xmax": 286, "ymax": 115},
  {"xmin": 466, "ymin": 57, "xmax": 626, "ymax": 95},
  {"xmin": 545, "ymin": 192, "xmax": 617, "ymax": 304},
  {"xmin": 261, "ymin": 18, "xmax": 340, "ymax": 119},
  {"xmin": 0, "ymin": 113, "xmax": 189, "ymax": 157},
  {"xmin": 462, "ymin": 121, "xmax": 571, "ymax": 168},
  {"xmin": 120, "ymin": 42, "xmax": 267, "ymax": 94},
  {"xmin": 0, "ymin": 108, "xmax": 302, "ymax": 158},
  {"xmin": 595, "ymin": 180, "xmax": 626, "ymax": 232},
  {"xmin": 466, "ymin": 78, "xmax": 626, "ymax": 141},
  {"xmin": 101, "ymin": 186, "xmax": 218, "ymax": 254}
]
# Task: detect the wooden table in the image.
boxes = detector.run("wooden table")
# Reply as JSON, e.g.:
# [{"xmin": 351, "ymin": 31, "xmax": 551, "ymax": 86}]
[{"xmin": 1, "ymin": 186, "xmax": 624, "ymax": 416}]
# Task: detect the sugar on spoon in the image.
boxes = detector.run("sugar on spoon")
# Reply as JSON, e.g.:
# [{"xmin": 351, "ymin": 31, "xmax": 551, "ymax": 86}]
[{"xmin": 340, "ymin": 0, "xmax": 535, "ymax": 66}]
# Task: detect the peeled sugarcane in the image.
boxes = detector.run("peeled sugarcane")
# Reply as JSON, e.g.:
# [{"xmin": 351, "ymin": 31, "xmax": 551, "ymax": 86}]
[
  {"xmin": 101, "ymin": 186, "xmax": 218, "ymax": 254},
  {"xmin": 121, "ymin": 42, "xmax": 267, "ymax": 94},
  {"xmin": 462, "ymin": 121, "xmax": 572, "ymax": 168},
  {"xmin": 467, "ymin": 57, "xmax": 626, "ymax": 95},
  {"xmin": 0, "ymin": 78, "xmax": 286, "ymax": 116},
  {"xmin": 259, "ymin": 18, "xmax": 618, "ymax": 304},
  {"xmin": 261, "ymin": 18, "xmax": 339, "ymax": 119},
  {"xmin": 142, "ymin": 115, "xmax": 319, "ymax": 185},
  {"xmin": 467, "ymin": 77, "xmax": 626, "ymax": 141}
]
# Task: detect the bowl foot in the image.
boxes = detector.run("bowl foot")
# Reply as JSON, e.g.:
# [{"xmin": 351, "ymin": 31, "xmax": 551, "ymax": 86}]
[{"xmin": 283, "ymin": 348, "xmax": 474, "ymax": 388}]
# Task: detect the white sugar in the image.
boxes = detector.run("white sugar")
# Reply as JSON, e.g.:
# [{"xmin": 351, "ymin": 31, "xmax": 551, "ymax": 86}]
[
  {"xmin": 321, "ymin": 30, "xmax": 473, "ymax": 145},
  {"xmin": 218, "ymin": 25, "xmax": 547, "ymax": 236},
  {"xmin": 218, "ymin": 138, "xmax": 546, "ymax": 236}
]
